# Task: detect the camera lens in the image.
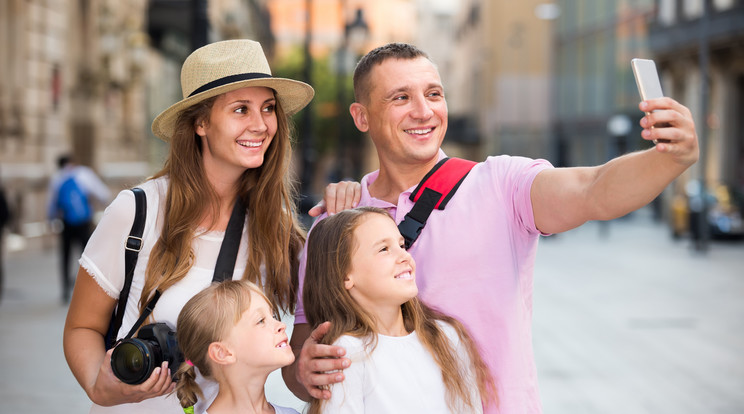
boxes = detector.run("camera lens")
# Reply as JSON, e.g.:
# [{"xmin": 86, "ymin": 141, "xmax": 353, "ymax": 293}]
[{"xmin": 111, "ymin": 339, "xmax": 158, "ymax": 385}]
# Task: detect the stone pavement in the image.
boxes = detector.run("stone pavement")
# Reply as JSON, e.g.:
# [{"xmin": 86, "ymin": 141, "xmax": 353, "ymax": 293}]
[
  {"xmin": 0, "ymin": 209, "xmax": 742, "ymax": 413},
  {"xmin": 533, "ymin": 211, "xmax": 744, "ymax": 413}
]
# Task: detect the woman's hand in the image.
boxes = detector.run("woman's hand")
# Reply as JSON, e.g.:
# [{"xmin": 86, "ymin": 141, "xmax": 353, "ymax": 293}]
[
  {"xmin": 64, "ymin": 268, "xmax": 174, "ymax": 407},
  {"xmin": 309, "ymin": 181, "xmax": 361, "ymax": 217},
  {"xmin": 89, "ymin": 349, "xmax": 175, "ymax": 406}
]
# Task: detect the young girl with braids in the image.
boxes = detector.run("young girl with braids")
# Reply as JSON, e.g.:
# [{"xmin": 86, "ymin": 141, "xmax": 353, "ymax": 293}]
[
  {"xmin": 175, "ymin": 280, "xmax": 298, "ymax": 414},
  {"xmin": 303, "ymin": 207, "xmax": 496, "ymax": 414}
]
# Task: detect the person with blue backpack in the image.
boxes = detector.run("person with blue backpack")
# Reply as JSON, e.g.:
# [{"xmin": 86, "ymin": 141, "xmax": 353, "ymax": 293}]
[{"xmin": 47, "ymin": 154, "xmax": 111, "ymax": 303}]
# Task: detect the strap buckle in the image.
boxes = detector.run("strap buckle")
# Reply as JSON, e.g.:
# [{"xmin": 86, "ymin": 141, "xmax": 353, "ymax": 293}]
[
  {"xmin": 125, "ymin": 236, "xmax": 143, "ymax": 252},
  {"xmin": 398, "ymin": 214, "xmax": 425, "ymax": 250}
]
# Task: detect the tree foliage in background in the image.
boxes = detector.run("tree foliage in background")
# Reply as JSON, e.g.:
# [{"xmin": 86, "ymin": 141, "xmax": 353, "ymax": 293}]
[{"xmin": 272, "ymin": 47, "xmax": 352, "ymax": 156}]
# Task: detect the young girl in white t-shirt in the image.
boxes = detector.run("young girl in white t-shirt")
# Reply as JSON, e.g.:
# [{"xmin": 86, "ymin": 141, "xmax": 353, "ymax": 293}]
[
  {"xmin": 174, "ymin": 280, "xmax": 298, "ymax": 414},
  {"xmin": 303, "ymin": 207, "xmax": 496, "ymax": 414}
]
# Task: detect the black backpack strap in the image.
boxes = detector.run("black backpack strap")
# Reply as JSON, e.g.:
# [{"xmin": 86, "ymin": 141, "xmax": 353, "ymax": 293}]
[
  {"xmin": 398, "ymin": 158, "xmax": 477, "ymax": 249},
  {"xmin": 106, "ymin": 187, "xmax": 146, "ymax": 349},
  {"xmin": 212, "ymin": 195, "xmax": 247, "ymax": 283}
]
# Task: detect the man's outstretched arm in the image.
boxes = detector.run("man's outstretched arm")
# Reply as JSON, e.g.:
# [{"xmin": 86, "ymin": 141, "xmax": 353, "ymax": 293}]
[{"xmin": 532, "ymin": 97, "xmax": 699, "ymax": 235}]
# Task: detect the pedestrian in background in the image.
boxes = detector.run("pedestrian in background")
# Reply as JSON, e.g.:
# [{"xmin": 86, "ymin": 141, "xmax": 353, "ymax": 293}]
[
  {"xmin": 0, "ymin": 168, "xmax": 11, "ymax": 304},
  {"xmin": 47, "ymin": 154, "xmax": 111, "ymax": 303}
]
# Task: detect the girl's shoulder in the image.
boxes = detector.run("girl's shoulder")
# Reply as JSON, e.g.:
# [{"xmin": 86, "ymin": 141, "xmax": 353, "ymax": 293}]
[
  {"xmin": 332, "ymin": 334, "xmax": 372, "ymax": 363},
  {"xmin": 434, "ymin": 320, "xmax": 461, "ymax": 345},
  {"xmin": 332, "ymin": 334, "xmax": 366, "ymax": 350}
]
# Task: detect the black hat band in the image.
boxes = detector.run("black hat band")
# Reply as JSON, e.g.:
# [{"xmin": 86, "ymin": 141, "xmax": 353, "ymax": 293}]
[{"xmin": 188, "ymin": 72, "xmax": 273, "ymax": 97}]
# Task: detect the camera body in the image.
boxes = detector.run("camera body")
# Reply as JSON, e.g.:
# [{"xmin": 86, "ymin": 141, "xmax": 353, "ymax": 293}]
[{"xmin": 110, "ymin": 322, "xmax": 184, "ymax": 385}]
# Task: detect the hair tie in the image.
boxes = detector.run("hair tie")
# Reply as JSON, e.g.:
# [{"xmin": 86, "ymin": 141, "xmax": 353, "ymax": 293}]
[{"xmin": 185, "ymin": 360, "xmax": 194, "ymax": 367}]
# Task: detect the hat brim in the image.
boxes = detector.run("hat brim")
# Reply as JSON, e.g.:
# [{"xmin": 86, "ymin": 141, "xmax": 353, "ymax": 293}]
[{"xmin": 151, "ymin": 78, "xmax": 314, "ymax": 141}]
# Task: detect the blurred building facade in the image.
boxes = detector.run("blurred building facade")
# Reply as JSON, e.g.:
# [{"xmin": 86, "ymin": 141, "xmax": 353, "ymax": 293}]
[
  {"xmin": 3, "ymin": 1, "xmax": 741, "ymax": 249},
  {"xmin": 442, "ymin": 0, "xmax": 555, "ymax": 162},
  {"xmin": 0, "ymin": 0, "xmax": 151, "ymax": 248},
  {"xmin": 550, "ymin": 0, "xmax": 744, "ymax": 225},
  {"xmin": 551, "ymin": 0, "xmax": 656, "ymax": 169},
  {"xmin": 0, "ymin": 0, "xmax": 270, "ymax": 249}
]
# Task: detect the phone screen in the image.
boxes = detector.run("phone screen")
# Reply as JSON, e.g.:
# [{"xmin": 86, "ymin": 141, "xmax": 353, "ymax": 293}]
[
  {"xmin": 631, "ymin": 58, "xmax": 663, "ymax": 102},
  {"xmin": 631, "ymin": 58, "xmax": 669, "ymax": 142}
]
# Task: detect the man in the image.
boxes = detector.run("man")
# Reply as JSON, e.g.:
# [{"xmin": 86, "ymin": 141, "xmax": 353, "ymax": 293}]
[
  {"xmin": 47, "ymin": 155, "xmax": 110, "ymax": 303},
  {"xmin": 283, "ymin": 43, "xmax": 698, "ymax": 413}
]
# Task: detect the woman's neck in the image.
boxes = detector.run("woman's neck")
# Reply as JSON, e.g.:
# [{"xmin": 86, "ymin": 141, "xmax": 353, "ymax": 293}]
[{"xmin": 199, "ymin": 168, "xmax": 241, "ymax": 232}]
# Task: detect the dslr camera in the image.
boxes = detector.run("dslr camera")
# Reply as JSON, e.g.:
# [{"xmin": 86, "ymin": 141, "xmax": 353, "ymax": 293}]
[{"xmin": 111, "ymin": 322, "xmax": 184, "ymax": 385}]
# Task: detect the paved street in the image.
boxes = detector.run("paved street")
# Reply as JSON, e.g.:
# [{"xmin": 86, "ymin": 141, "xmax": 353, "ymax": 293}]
[
  {"xmin": 533, "ymin": 211, "xmax": 744, "ymax": 413},
  {"xmin": 1, "ymin": 208, "xmax": 742, "ymax": 413}
]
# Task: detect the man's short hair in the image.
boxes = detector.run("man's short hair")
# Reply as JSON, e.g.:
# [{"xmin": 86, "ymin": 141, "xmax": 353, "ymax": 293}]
[{"xmin": 352, "ymin": 43, "xmax": 431, "ymax": 104}]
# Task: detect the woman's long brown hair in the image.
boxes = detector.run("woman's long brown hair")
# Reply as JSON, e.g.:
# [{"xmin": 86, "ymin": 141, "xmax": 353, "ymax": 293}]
[
  {"xmin": 304, "ymin": 207, "xmax": 496, "ymax": 413},
  {"xmin": 139, "ymin": 92, "xmax": 305, "ymax": 318}
]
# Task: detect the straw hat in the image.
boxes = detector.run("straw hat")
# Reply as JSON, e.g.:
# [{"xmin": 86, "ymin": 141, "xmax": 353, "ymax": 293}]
[{"xmin": 151, "ymin": 39, "xmax": 314, "ymax": 141}]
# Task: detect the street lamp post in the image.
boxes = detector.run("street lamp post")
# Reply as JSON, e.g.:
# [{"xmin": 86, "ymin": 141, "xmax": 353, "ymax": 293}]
[
  {"xmin": 695, "ymin": 0, "xmax": 711, "ymax": 252},
  {"xmin": 299, "ymin": 0, "xmax": 315, "ymax": 224},
  {"xmin": 191, "ymin": 0, "xmax": 208, "ymax": 50},
  {"xmin": 335, "ymin": 8, "xmax": 368, "ymax": 181}
]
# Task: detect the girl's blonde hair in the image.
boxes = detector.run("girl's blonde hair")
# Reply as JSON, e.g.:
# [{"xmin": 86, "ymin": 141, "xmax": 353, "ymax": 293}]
[
  {"xmin": 174, "ymin": 279, "xmax": 269, "ymax": 408},
  {"xmin": 140, "ymin": 93, "xmax": 305, "ymax": 318},
  {"xmin": 303, "ymin": 207, "xmax": 497, "ymax": 413}
]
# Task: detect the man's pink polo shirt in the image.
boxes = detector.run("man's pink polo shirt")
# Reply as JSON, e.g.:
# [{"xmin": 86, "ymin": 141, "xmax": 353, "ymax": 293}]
[{"xmin": 295, "ymin": 151, "xmax": 553, "ymax": 414}]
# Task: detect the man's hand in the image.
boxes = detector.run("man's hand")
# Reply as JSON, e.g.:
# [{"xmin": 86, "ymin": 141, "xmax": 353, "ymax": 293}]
[
  {"xmin": 639, "ymin": 97, "xmax": 699, "ymax": 166},
  {"xmin": 296, "ymin": 322, "xmax": 350, "ymax": 400},
  {"xmin": 309, "ymin": 181, "xmax": 361, "ymax": 217}
]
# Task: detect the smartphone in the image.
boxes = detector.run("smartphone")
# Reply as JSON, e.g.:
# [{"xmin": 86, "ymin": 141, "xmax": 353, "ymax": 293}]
[
  {"xmin": 631, "ymin": 58, "xmax": 664, "ymax": 106},
  {"xmin": 631, "ymin": 58, "xmax": 668, "ymax": 142}
]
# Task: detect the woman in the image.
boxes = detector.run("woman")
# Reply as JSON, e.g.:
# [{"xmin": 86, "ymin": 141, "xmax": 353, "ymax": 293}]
[{"xmin": 63, "ymin": 39, "xmax": 313, "ymax": 413}]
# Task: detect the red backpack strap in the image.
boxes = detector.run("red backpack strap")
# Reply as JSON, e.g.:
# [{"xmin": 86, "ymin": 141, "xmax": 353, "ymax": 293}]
[{"xmin": 399, "ymin": 157, "xmax": 477, "ymax": 249}]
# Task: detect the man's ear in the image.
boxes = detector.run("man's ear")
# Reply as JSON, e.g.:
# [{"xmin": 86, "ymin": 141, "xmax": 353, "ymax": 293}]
[
  {"xmin": 349, "ymin": 103, "xmax": 369, "ymax": 133},
  {"xmin": 207, "ymin": 341, "xmax": 236, "ymax": 366}
]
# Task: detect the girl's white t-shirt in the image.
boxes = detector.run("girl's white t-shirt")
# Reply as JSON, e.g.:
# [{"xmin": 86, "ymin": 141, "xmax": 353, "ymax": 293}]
[
  {"xmin": 80, "ymin": 177, "xmax": 251, "ymax": 414},
  {"xmin": 321, "ymin": 321, "xmax": 483, "ymax": 413}
]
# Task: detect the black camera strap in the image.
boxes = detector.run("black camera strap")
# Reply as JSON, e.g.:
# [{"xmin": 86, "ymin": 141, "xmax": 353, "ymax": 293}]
[
  {"xmin": 105, "ymin": 187, "xmax": 146, "ymax": 349},
  {"xmin": 212, "ymin": 195, "xmax": 247, "ymax": 283},
  {"xmin": 118, "ymin": 195, "xmax": 247, "ymax": 342}
]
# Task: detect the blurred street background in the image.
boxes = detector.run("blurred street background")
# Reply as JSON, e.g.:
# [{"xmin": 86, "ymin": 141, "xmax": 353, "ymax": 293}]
[
  {"xmin": 1, "ymin": 208, "xmax": 742, "ymax": 413},
  {"xmin": 1, "ymin": 0, "xmax": 744, "ymax": 412}
]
